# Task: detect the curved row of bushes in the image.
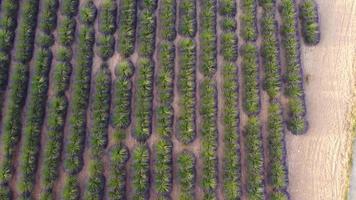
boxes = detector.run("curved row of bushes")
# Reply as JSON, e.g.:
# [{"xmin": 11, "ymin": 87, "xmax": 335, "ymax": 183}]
[
  {"xmin": 154, "ymin": 139, "xmax": 172, "ymax": 197},
  {"xmin": 159, "ymin": 0, "xmax": 176, "ymax": 41},
  {"xmin": 240, "ymin": 0, "xmax": 257, "ymax": 41},
  {"xmin": 108, "ymin": 144, "xmax": 129, "ymax": 199},
  {"xmin": 132, "ymin": 144, "xmax": 150, "ymax": 199},
  {"xmin": 112, "ymin": 60, "xmax": 134, "ymax": 137},
  {"xmin": 245, "ymin": 116, "xmax": 264, "ymax": 200},
  {"xmin": 133, "ymin": 58, "xmax": 154, "ymax": 141},
  {"xmin": 18, "ymin": 0, "xmax": 59, "ymax": 197},
  {"xmin": 177, "ymin": 151, "xmax": 196, "ymax": 200},
  {"xmin": 0, "ymin": 0, "xmax": 40, "ymax": 197},
  {"xmin": 199, "ymin": 0, "xmax": 217, "ymax": 77},
  {"xmin": 64, "ymin": 2, "xmax": 96, "ymax": 174},
  {"xmin": 299, "ymin": 0, "xmax": 320, "ymax": 45},
  {"xmin": 178, "ymin": 0, "xmax": 196, "ymax": 38},
  {"xmin": 176, "ymin": 38, "xmax": 196, "ymax": 144},
  {"xmin": 200, "ymin": 79, "xmax": 218, "ymax": 199},
  {"xmin": 280, "ymin": 0, "xmax": 308, "ymax": 134},
  {"xmin": 97, "ymin": 0, "xmax": 116, "ymax": 60},
  {"xmin": 156, "ymin": 41, "xmax": 174, "ymax": 138},
  {"xmin": 0, "ymin": 0, "xmax": 19, "ymax": 102},
  {"xmin": 117, "ymin": 0, "xmax": 136, "ymax": 57},
  {"xmin": 241, "ymin": 44, "xmax": 260, "ymax": 115},
  {"xmin": 40, "ymin": 0, "xmax": 78, "ymax": 198}
]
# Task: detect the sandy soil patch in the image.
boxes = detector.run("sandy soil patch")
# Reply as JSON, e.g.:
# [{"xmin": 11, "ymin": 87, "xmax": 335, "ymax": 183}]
[{"xmin": 286, "ymin": 0, "xmax": 356, "ymax": 199}]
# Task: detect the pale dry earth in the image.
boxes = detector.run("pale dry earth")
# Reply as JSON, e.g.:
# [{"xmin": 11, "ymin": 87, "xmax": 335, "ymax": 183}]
[{"xmin": 286, "ymin": 0, "xmax": 356, "ymax": 199}]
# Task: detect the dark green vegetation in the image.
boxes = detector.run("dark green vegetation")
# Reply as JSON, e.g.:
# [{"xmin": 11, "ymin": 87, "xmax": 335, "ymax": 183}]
[
  {"xmin": 177, "ymin": 151, "xmax": 196, "ymax": 200},
  {"xmin": 299, "ymin": 0, "xmax": 320, "ymax": 45},
  {"xmin": 97, "ymin": 0, "xmax": 116, "ymax": 60},
  {"xmin": 108, "ymin": 145, "xmax": 129, "ymax": 200},
  {"xmin": 241, "ymin": 0, "xmax": 257, "ymax": 41},
  {"xmin": 280, "ymin": 0, "xmax": 308, "ymax": 134},
  {"xmin": 159, "ymin": 0, "xmax": 176, "ymax": 40},
  {"xmin": 178, "ymin": 0, "xmax": 196, "ymax": 37},
  {"xmin": 117, "ymin": 0, "xmax": 136, "ymax": 57},
  {"xmin": 132, "ymin": 144, "xmax": 150, "ymax": 199},
  {"xmin": 137, "ymin": 6, "xmax": 156, "ymax": 57},
  {"xmin": 154, "ymin": 139, "xmax": 173, "ymax": 197},
  {"xmin": 176, "ymin": 38, "xmax": 196, "ymax": 144}
]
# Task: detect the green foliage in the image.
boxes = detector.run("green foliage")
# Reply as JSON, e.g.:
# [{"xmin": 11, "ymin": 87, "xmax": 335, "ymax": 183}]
[
  {"xmin": 133, "ymin": 58, "xmax": 154, "ymax": 141},
  {"xmin": 36, "ymin": 32, "xmax": 55, "ymax": 48},
  {"xmin": 108, "ymin": 145, "xmax": 129, "ymax": 200},
  {"xmin": 241, "ymin": 44, "xmax": 260, "ymax": 115},
  {"xmin": 132, "ymin": 144, "xmax": 150, "ymax": 199},
  {"xmin": 80, "ymin": 1, "xmax": 97, "ymax": 25},
  {"xmin": 58, "ymin": 16, "xmax": 76, "ymax": 46},
  {"xmin": 220, "ymin": 17, "xmax": 236, "ymax": 32},
  {"xmin": 137, "ymin": 9, "xmax": 156, "ymax": 57},
  {"xmin": 112, "ymin": 60, "xmax": 134, "ymax": 131},
  {"xmin": 90, "ymin": 67, "xmax": 111, "ymax": 157},
  {"xmin": 220, "ymin": 32, "xmax": 238, "ymax": 62},
  {"xmin": 159, "ymin": 0, "xmax": 176, "ymax": 40},
  {"xmin": 178, "ymin": 0, "xmax": 196, "ymax": 37},
  {"xmin": 199, "ymin": 0, "xmax": 217, "ymax": 76},
  {"xmin": 154, "ymin": 139, "xmax": 172, "ymax": 195},
  {"xmin": 117, "ymin": 0, "xmax": 136, "ymax": 57},
  {"xmin": 300, "ymin": 0, "xmax": 320, "ymax": 45},
  {"xmin": 139, "ymin": 0, "xmax": 158, "ymax": 11},
  {"xmin": 65, "ymin": 24, "xmax": 95, "ymax": 174},
  {"xmin": 56, "ymin": 46, "xmax": 72, "ymax": 62},
  {"xmin": 219, "ymin": 0, "xmax": 236, "ymax": 16},
  {"xmin": 156, "ymin": 41, "xmax": 174, "ymax": 138},
  {"xmin": 200, "ymin": 79, "xmax": 217, "ymax": 197},
  {"xmin": 96, "ymin": 34, "xmax": 115, "ymax": 60},
  {"xmin": 62, "ymin": 176, "xmax": 80, "ymax": 200},
  {"xmin": 245, "ymin": 116, "xmax": 264, "ymax": 200},
  {"xmin": 176, "ymin": 38, "xmax": 196, "ymax": 144},
  {"xmin": 18, "ymin": 48, "xmax": 52, "ymax": 198},
  {"xmin": 83, "ymin": 161, "xmax": 105, "ymax": 200},
  {"xmin": 261, "ymin": 11, "xmax": 280, "ymax": 99},
  {"xmin": 0, "ymin": 0, "xmax": 19, "ymax": 32},
  {"xmin": 39, "ymin": 0, "xmax": 58, "ymax": 33},
  {"xmin": 99, "ymin": 0, "xmax": 117, "ymax": 34},
  {"xmin": 270, "ymin": 190, "xmax": 288, "ymax": 200},
  {"xmin": 177, "ymin": 151, "xmax": 195, "ymax": 200},
  {"xmin": 60, "ymin": 0, "xmax": 79, "ymax": 17},
  {"xmin": 240, "ymin": 0, "xmax": 257, "ymax": 41},
  {"xmin": 222, "ymin": 63, "xmax": 241, "ymax": 200}
]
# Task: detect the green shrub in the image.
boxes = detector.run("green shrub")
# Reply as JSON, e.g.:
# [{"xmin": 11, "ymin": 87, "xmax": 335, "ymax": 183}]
[
  {"xmin": 18, "ymin": 48, "xmax": 52, "ymax": 198},
  {"xmin": 138, "ymin": 0, "xmax": 157, "ymax": 11},
  {"xmin": 56, "ymin": 46, "xmax": 72, "ymax": 62},
  {"xmin": 60, "ymin": 0, "xmax": 79, "ymax": 17},
  {"xmin": 97, "ymin": 34, "xmax": 115, "ymax": 60},
  {"xmin": 84, "ymin": 161, "xmax": 105, "ymax": 200},
  {"xmin": 117, "ymin": 0, "xmax": 136, "ymax": 57},
  {"xmin": 132, "ymin": 144, "xmax": 150, "ymax": 199},
  {"xmin": 0, "ymin": 0, "xmax": 19, "ymax": 31},
  {"xmin": 137, "ymin": 9, "xmax": 156, "ymax": 57},
  {"xmin": 178, "ymin": 0, "xmax": 196, "ymax": 37},
  {"xmin": 99, "ymin": 0, "xmax": 117, "ymax": 34},
  {"xmin": 200, "ymin": 79, "xmax": 217, "ymax": 196},
  {"xmin": 270, "ymin": 190, "xmax": 288, "ymax": 200},
  {"xmin": 39, "ymin": 0, "xmax": 58, "ymax": 33},
  {"xmin": 241, "ymin": 44, "xmax": 260, "ymax": 114},
  {"xmin": 58, "ymin": 16, "xmax": 76, "ymax": 46},
  {"xmin": 220, "ymin": 17, "xmax": 236, "ymax": 32},
  {"xmin": 219, "ymin": 0, "xmax": 236, "ymax": 16},
  {"xmin": 245, "ymin": 116, "xmax": 264, "ymax": 200},
  {"xmin": 240, "ymin": 0, "xmax": 257, "ymax": 41},
  {"xmin": 159, "ymin": 0, "xmax": 176, "ymax": 40},
  {"xmin": 300, "ymin": 0, "xmax": 320, "ymax": 45},
  {"xmin": 36, "ymin": 32, "xmax": 55, "ymax": 48},
  {"xmin": 176, "ymin": 38, "xmax": 196, "ymax": 144},
  {"xmin": 222, "ymin": 63, "xmax": 240, "ymax": 200},
  {"xmin": 177, "ymin": 151, "xmax": 195, "ymax": 200},
  {"xmin": 62, "ymin": 176, "xmax": 80, "ymax": 200},
  {"xmin": 133, "ymin": 58, "xmax": 154, "ymax": 141},
  {"xmin": 65, "ymin": 24, "xmax": 95, "ymax": 174},
  {"xmin": 80, "ymin": 1, "xmax": 97, "ymax": 25},
  {"xmin": 108, "ymin": 144, "xmax": 129, "ymax": 200},
  {"xmin": 154, "ymin": 139, "xmax": 172, "ymax": 195},
  {"xmin": 220, "ymin": 32, "xmax": 238, "ymax": 61},
  {"xmin": 156, "ymin": 41, "xmax": 174, "ymax": 138}
]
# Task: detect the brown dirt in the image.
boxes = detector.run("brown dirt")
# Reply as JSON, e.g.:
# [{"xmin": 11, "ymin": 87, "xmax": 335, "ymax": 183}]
[{"xmin": 285, "ymin": 0, "xmax": 356, "ymax": 199}]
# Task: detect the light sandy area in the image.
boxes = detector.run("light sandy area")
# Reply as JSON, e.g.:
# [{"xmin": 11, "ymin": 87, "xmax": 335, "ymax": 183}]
[{"xmin": 286, "ymin": 0, "xmax": 356, "ymax": 200}]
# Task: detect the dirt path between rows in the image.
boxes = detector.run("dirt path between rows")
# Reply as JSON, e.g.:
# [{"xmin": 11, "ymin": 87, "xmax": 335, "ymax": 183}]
[{"xmin": 285, "ymin": 0, "xmax": 356, "ymax": 199}]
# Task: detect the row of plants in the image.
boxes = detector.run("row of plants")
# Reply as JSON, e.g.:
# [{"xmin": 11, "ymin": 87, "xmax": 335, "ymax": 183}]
[
  {"xmin": 177, "ymin": 151, "xmax": 196, "ymax": 200},
  {"xmin": 280, "ymin": 0, "xmax": 308, "ymax": 134},
  {"xmin": 83, "ymin": 161, "xmax": 105, "ymax": 200},
  {"xmin": 199, "ymin": 0, "xmax": 217, "ymax": 77},
  {"xmin": 97, "ymin": 0, "xmax": 116, "ymax": 60},
  {"xmin": 0, "ymin": 0, "xmax": 19, "ymax": 103},
  {"xmin": 18, "ymin": 0, "xmax": 59, "ymax": 197},
  {"xmin": 159, "ymin": 0, "xmax": 176, "ymax": 41},
  {"xmin": 64, "ymin": 2, "xmax": 96, "ymax": 174},
  {"xmin": 245, "ymin": 116, "xmax": 264, "ymax": 200},
  {"xmin": 218, "ymin": 0, "xmax": 241, "ymax": 199},
  {"xmin": 108, "ymin": 144, "xmax": 129, "ymax": 200},
  {"xmin": 117, "ymin": 0, "xmax": 136, "ymax": 57},
  {"xmin": 299, "ymin": 0, "xmax": 320, "ymax": 45},
  {"xmin": 62, "ymin": 176, "xmax": 80, "ymax": 200},
  {"xmin": 156, "ymin": 41, "xmax": 174, "ymax": 138},
  {"xmin": 61, "ymin": 0, "xmax": 79, "ymax": 17},
  {"xmin": 200, "ymin": 79, "xmax": 218, "ymax": 199},
  {"xmin": 178, "ymin": 0, "xmax": 196, "ymax": 38},
  {"xmin": 240, "ymin": 0, "xmax": 257, "ymax": 41},
  {"xmin": 40, "ymin": 0, "xmax": 79, "ymax": 198},
  {"xmin": 112, "ymin": 60, "xmax": 134, "ymax": 136},
  {"xmin": 137, "ymin": 5, "xmax": 156, "ymax": 57},
  {"xmin": 0, "ymin": 0, "xmax": 40, "ymax": 197},
  {"xmin": 154, "ymin": 139, "xmax": 172, "ymax": 197},
  {"xmin": 241, "ymin": 43, "xmax": 260, "ymax": 115},
  {"xmin": 132, "ymin": 144, "xmax": 150, "ymax": 199},
  {"xmin": 176, "ymin": 38, "xmax": 196, "ymax": 144},
  {"xmin": 133, "ymin": 58, "xmax": 154, "ymax": 141}
]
